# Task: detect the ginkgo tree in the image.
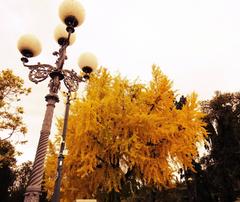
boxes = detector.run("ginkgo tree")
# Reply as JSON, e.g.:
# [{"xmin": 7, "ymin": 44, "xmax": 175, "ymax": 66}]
[
  {"xmin": 45, "ymin": 66, "xmax": 207, "ymax": 201},
  {"xmin": 0, "ymin": 69, "xmax": 31, "ymax": 140}
]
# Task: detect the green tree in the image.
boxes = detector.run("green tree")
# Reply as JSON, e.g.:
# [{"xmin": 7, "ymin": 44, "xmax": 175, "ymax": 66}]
[
  {"xmin": 200, "ymin": 92, "xmax": 240, "ymax": 201},
  {"xmin": 8, "ymin": 161, "xmax": 32, "ymax": 202},
  {"xmin": 0, "ymin": 69, "xmax": 31, "ymax": 140},
  {"xmin": 0, "ymin": 139, "xmax": 16, "ymax": 201}
]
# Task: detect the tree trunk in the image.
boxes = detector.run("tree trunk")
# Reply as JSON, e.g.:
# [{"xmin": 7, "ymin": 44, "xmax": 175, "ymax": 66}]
[{"xmin": 108, "ymin": 189, "xmax": 120, "ymax": 202}]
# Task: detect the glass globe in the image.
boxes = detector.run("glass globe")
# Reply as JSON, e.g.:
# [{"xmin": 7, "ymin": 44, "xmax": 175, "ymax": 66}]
[
  {"xmin": 78, "ymin": 52, "xmax": 98, "ymax": 73},
  {"xmin": 17, "ymin": 34, "xmax": 42, "ymax": 57},
  {"xmin": 59, "ymin": 0, "xmax": 85, "ymax": 27},
  {"xmin": 54, "ymin": 24, "xmax": 76, "ymax": 46}
]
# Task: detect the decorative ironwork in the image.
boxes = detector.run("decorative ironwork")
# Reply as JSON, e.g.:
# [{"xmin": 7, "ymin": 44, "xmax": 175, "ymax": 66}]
[
  {"xmin": 22, "ymin": 61, "xmax": 86, "ymax": 92},
  {"xmin": 24, "ymin": 63, "xmax": 55, "ymax": 84},
  {"xmin": 63, "ymin": 69, "xmax": 83, "ymax": 92}
]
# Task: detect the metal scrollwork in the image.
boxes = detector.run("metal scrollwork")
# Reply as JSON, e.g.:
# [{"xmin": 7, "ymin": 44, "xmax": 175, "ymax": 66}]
[
  {"xmin": 49, "ymin": 77, "xmax": 61, "ymax": 94},
  {"xmin": 62, "ymin": 69, "xmax": 83, "ymax": 92},
  {"xmin": 24, "ymin": 63, "xmax": 55, "ymax": 84}
]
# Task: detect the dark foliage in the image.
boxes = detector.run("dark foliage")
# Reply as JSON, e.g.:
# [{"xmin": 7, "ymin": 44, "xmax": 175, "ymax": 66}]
[
  {"xmin": 200, "ymin": 92, "xmax": 240, "ymax": 201},
  {"xmin": 8, "ymin": 161, "xmax": 32, "ymax": 202},
  {"xmin": 0, "ymin": 139, "xmax": 16, "ymax": 202},
  {"xmin": 0, "ymin": 140, "xmax": 49, "ymax": 202}
]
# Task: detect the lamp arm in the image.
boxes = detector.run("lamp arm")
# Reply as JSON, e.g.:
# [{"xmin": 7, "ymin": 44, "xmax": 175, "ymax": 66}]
[
  {"xmin": 23, "ymin": 63, "xmax": 56, "ymax": 84},
  {"xmin": 62, "ymin": 69, "xmax": 85, "ymax": 92}
]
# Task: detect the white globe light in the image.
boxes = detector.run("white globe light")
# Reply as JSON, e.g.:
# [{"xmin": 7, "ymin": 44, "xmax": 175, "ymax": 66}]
[
  {"xmin": 59, "ymin": 0, "xmax": 85, "ymax": 27},
  {"xmin": 54, "ymin": 24, "xmax": 76, "ymax": 46},
  {"xmin": 78, "ymin": 52, "xmax": 98, "ymax": 73},
  {"xmin": 17, "ymin": 34, "xmax": 42, "ymax": 57}
]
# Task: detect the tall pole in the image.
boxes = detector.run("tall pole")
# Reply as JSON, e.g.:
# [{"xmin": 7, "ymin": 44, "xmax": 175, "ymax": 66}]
[
  {"xmin": 51, "ymin": 92, "xmax": 71, "ymax": 202},
  {"xmin": 24, "ymin": 76, "xmax": 61, "ymax": 202}
]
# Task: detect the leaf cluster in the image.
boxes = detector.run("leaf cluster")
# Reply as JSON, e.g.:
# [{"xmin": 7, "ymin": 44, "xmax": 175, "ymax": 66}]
[{"xmin": 0, "ymin": 69, "xmax": 31, "ymax": 140}]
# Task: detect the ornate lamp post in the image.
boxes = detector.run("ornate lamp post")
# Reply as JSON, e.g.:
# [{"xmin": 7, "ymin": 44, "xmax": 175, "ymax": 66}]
[{"xmin": 17, "ymin": 0, "xmax": 98, "ymax": 201}]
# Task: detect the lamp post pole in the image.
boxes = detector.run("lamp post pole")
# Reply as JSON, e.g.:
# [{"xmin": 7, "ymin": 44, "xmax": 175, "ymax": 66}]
[
  {"xmin": 51, "ymin": 91, "xmax": 71, "ymax": 202},
  {"xmin": 24, "ymin": 75, "xmax": 61, "ymax": 202},
  {"xmin": 17, "ymin": 1, "xmax": 98, "ymax": 201}
]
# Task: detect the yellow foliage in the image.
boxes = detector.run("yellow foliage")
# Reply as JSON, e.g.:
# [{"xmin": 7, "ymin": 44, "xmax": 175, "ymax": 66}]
[
  {"xmin": 44, "ymin": 141, "xmax": 58, "ymax": 199},
  {"xmin": 45, "ymin": 65, "xmax": 207, "ymax": 200},
  {"xmin": 0, "ymin": 69, "xmax": 31, "ymax": 140}
]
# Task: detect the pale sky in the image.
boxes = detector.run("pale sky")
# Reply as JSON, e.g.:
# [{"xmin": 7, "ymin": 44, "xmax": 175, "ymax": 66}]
[{"xmin": 0, "ymin": 0, "xmax": 239, "ymax": 163}]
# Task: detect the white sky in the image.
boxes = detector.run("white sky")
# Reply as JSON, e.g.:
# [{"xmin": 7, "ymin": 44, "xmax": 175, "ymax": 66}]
[{"xmin": 0, "ymin": 0, "xmax": 239, "ymax": 163}]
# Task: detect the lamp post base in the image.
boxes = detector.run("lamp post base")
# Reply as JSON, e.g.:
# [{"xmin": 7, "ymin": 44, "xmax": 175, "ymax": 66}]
[{"xmin": 24, "ymin": 186, "xmax": 41, "ymax": 202}]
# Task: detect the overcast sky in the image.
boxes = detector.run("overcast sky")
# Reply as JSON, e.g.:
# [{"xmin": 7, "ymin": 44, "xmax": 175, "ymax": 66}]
[{"xmin": 0, "ymin": 0, "xmax": 239, "ymax": 163}]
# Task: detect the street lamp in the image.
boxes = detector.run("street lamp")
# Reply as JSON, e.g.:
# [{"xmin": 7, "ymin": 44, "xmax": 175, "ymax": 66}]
[{"xmin": 17, "ymin": 0, "xmax": 97, "ymax": 201}]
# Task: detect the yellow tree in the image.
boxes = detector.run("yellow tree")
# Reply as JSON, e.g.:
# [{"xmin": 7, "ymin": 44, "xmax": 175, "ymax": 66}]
[
  {"xmin": 0, "ymin": 69, "xmax": 31, "ymax": 140},
  {"xmin": 45, "ymin": 66, "xmax": 207, "ymax": 201}
]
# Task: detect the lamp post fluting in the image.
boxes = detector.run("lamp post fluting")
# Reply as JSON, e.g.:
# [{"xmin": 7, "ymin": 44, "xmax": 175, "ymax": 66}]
[{"xmin": 17, "ymin": 1, "xmax": 98, "ymax": 201}]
